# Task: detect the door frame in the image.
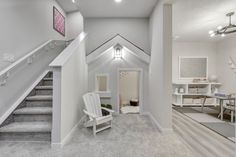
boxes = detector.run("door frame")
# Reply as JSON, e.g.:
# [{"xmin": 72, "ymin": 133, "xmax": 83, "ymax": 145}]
[{"xmin": 117, "ymin": 68, "xmax": 143, "ymax": 114}]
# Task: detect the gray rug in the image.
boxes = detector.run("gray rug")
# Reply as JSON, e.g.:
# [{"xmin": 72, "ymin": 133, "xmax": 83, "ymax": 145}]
[
  {"xmin": 173, "ymin": 107, "xmax": 235, "ymax": 142},
  {"xmin": 202, "ymin": 122, "xmax": 235, "ymax": 138}
]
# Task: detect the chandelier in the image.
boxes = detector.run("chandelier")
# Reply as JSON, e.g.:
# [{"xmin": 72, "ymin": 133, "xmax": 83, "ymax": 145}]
[{"xmin": 209, "ymin": 12, "xmax": 236, "ymax": 37}]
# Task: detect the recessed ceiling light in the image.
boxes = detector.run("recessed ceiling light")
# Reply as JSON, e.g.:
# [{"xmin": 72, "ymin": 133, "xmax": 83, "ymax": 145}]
[
  {"xmin": 72, "ymin": 0, "xmax": 76, "ymax": 3},
  {"xmin": 217, "ymin": 26, "xmax": 223, "ymax": 30},
  {"xmin": 115, "ymin": 0, "xmax": 122, "ymax": 3},
  {"xmin": 173, "ymin": 35, "xmax": 180, "ymax": 40},
  {"xmin": 208, "ymin": 30, "xmax": 214, "ymax": 34},
  {"xmin": 221, "ymin": 33, "xmax": 225, "ymax": 37}
]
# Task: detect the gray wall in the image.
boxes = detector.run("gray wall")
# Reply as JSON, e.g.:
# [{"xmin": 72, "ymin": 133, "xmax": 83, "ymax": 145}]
[
  {"xmin": 0, "ymin": 0, "xmax": 66, "ymax": 71},
  {"xmin": 172, "ymin": 42, "xmax": 217, "ymax": 82},
  {"xmin": 84, "ymin": 18, "xmax": 150, "ymax": 55},
  {"xmin": 148, "ymin": 1, "xmax": 172, "ymax": 131},
  {"xmin": 67, "ymin": 12, "xmax": 84, "ymax": 40},
  {"xmin": 216, "ymin": 36, "xmax": 236, "ymax": 93}
]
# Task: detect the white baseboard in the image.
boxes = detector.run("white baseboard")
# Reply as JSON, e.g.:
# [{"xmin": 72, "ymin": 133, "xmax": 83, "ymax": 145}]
[
  {"xmin": 51, "ymin": 115, "xmax": 86, "ymax": 149},
  {"xmin": 0, "ymin": 70, "xmax": 49, "ymax": 125},
  {"xmin": 142, "ymin": 112, "xmax": 173, "ymax": 134}
]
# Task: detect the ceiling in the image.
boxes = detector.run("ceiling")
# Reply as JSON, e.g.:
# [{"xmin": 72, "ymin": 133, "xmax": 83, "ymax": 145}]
[
  {"xmin": 173, "ymin": 0, "xmax": 236, "ymax": 42},
  {"xmin": 57, "ymin": 0, "xmax": 158, "ymax": 17},
  {"xmin": 56, "ymin": 0, "xmax": 236, "ymax": 42}
]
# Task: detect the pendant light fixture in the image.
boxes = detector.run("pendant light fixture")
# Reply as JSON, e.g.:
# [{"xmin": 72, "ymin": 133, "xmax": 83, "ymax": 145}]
[{"xmin": 209, "ymin": 12, "xmax": 236, "ymax": 37}]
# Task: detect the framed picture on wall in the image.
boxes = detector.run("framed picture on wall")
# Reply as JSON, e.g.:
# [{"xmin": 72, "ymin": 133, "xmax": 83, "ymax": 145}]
[{"xmin": 53, "ymin": 6, "xmax": 65, "ymax": 36}]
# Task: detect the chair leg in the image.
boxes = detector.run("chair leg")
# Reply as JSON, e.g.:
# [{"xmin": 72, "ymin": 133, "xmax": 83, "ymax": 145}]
[
  {"xmin": 231, "ymin": 111, "xmax": 234, "ymax": 123},
  {"xmin": 93, "ymin": 122, "xmax": 96, "ymax": 136}
]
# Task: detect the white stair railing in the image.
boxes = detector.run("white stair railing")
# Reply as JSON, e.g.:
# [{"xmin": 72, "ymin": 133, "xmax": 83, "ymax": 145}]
[{"xmin": 0, "ymin": 40, "xmax": 66, "ymax": 86}]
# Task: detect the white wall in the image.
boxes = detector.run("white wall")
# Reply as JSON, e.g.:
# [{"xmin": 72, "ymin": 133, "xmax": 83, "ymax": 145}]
[
  {"xmin": 60, "ymin": 39, "xmax": 87, "ymax": 142},
  {"xmin": 67, "ymin": 12, "xmax": 84, "ymax": 40},
  {"xmin": 0, "ymin": 0, "xmax": 66, "ymax": 71},
  {"xmin": 216, "ymin": 36, "xmax": 236, "ymax": 93},
  {"xmin": 172, "ymin": 42, "xmax": 217, "ymax": 82},
  {"xmin": 149, "ymin": 1, "xmax": 172, "ymax": 131},
  {"xmin": 50, "ymin": 33, "xmax": 87, "ymax": 147},
  {"xmin": 119, "ymin": 71, "xmax": 139, "ymax": 104},
  {"xmin": 84, "ymin": 18, "xmax": 150, "ymax": 55},
  {"xmin": 88, "ymin": 49, "xmax": 149, "ymax": 113}
]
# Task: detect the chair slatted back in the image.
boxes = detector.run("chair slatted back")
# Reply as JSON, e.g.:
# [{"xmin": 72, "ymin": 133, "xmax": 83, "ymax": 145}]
[{"xmin": 83, "ymin": 93, "xmax": 102, "ymax": 120}]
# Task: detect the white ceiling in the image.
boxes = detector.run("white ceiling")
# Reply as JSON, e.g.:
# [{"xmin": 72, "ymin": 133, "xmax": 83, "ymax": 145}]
[
  {"xmin": 57, "ymin": 0, "xmax": 158, "ymax": 17},
  {"xmin": 173, "ymin": 0, "xmax": 236, "ymax": 42},
  {"xmin": 57, "ymin": 0, "xmax": 236, "ymax": 42}
]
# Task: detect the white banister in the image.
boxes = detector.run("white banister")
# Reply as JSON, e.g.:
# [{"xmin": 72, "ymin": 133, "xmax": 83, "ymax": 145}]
[
  {"xmin": 0, "ymin": 40, "xmax": 66, "ymax": 86},
  {"xmin": 50, "ymin": 32, "xmax": 87, "ymax": 67},
  {"xmin": 0, "ymin": 40, "xmax": 51, "ymax": 77},
  {"xmin": 50, "ymin": 32, "xmax": 88, "ymax": 148}
]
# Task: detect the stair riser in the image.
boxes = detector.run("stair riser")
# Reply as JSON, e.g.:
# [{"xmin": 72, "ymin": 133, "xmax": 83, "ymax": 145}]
[
  {"xmin": 35, "ymin": 90, "xmax": 52, "ymax": 95},
  {"xmin": 43, "ymin": 80, "xmax": 52, "ymax": 86},
  {"xmin": 0, "ymin": 132, "xmax": 51, "ymax": 142},
  {"xmin": 45, "ymin": 73, "xmax": 53, "ymax": 78},
  {"xmin": 13, "ymin": 115, "xmax": 52, "ymax": 122},
  {"xmin": 25, "ymin": 101, "xmax": 52, "ymax": 107}
]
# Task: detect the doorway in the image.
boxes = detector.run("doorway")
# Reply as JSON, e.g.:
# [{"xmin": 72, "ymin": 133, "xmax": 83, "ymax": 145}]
[{"xmin": 117, "ymin": 69, "xmax": 143, "ymax": 114}]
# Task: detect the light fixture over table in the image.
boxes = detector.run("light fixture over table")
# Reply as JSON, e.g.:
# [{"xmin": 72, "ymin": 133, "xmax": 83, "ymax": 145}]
[
  {"xmin": 115, "ymin": 0, "xmax": 123, "ymax": 3},
  {"xmin": 209, "ymin": 12, "xmax": 236, "ymax": 37}
]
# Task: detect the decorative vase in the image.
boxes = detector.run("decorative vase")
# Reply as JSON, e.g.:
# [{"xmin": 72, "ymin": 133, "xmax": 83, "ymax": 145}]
[
  {"xmin": 175, "ymin": 88, "xmax": 179, "ymax": 94},
  {"xmin": 179, "ymin": 88, "xmax": 185, "ymax": 93},
  {"xmin": 209, "ymin": 75, "xmax": 217, "ymax": 83}
]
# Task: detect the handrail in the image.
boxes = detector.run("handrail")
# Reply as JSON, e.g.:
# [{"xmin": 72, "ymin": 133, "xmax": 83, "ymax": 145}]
[
  {"xmin": 0, "ymin": 40, "xmax": 52, "ymax": 77},
  {"xmin": 0, "ymin": 40, "xmax": 67, "ymax": 86},
  {"xmin": 50, "ymin": 32, "xmax": 87, "ymax": 67},
  {"xmin": 87, "ymin": 34, "xmax": 150, "ymax": 56}
]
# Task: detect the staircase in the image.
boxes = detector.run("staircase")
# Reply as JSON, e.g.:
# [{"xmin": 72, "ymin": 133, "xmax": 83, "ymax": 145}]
[
  {"xmin": 0, "ymin": 72, "xmax": 53, "ymax": 142},
  {"xmin": 173, "ymin": 109, "xmax": 235, "ymax": 157}
]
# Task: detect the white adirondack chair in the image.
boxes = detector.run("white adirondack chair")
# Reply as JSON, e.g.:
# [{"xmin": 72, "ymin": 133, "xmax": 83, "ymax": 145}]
[{"xmin": 83, "ymin": 93, "xmax": 114, "ymax": 135}]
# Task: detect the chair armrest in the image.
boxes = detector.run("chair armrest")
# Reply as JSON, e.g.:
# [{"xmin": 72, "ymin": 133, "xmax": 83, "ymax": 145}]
[
  {"xmin": 83, "ymin": 110, "xmax": 97, "ymax": 119},
  {"xmin": 101, "ymin": 107, "xmax": 115, "ymax": 113}
]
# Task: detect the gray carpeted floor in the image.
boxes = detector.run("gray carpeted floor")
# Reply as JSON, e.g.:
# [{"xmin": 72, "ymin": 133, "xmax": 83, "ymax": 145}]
[{"xmin": 0, "ymin": 114, "xmax": 196, "ymax": 157}]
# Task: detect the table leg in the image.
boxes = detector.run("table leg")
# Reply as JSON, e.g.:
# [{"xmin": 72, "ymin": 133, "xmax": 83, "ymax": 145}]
[
  {"xmin": 220, "ymin": 100, "xmax": 223, "ymax": 121},
  {"xmin": 201, "ymin": 96, "xmax": 207, "ymax": 113}
]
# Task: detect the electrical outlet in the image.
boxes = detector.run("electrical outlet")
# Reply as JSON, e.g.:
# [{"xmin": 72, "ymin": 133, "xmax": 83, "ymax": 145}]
[{"xmin": 3, "ymin": 53, "xmax": 15, "ymax": 63}]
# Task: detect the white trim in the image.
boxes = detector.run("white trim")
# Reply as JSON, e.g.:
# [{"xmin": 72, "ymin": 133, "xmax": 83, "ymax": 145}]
[
  {"xmin": 86, "ymin": 35, "xmax": 150, "ymax": 65},
  {"xmin": 51, "ymin": 67, "xmax": 62, "ymax": 146},
  {"xmin": 50, "ymin": 32, "xmax": 87, "ymax": 67},
  {"xmin": 143, "ymin": 112, "xmax": 173, "ymax": 134},
  {"xmin": 0, "ymin": 70, "xmax": 49, "ymax": 125},
  {"xmin": 178, "ymin": 56, "xmax": 209, "ymax": 80},
  {"xmin": 51, "ymin": 115, "xmax": 86, "ymax": 149},
  {"xmin": 117, "ymin": 68, "xmax": 143, "ymax": 114},
  {"xmin": 0, "ymin": 40, "xmax": 52, "ymax": 77}
]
